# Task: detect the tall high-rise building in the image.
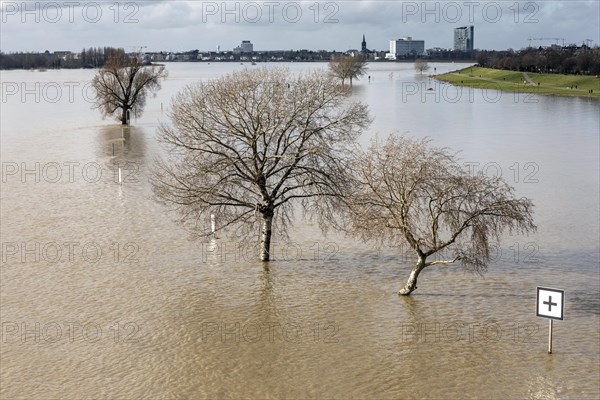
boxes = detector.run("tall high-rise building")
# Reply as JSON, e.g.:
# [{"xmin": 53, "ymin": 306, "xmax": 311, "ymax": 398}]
[
  {"xmin": 454, "ymin": 26, "xmax": 474, "ymax": 51},
  {"xmin": 241, "ymin": 40, "xmax": 253, "ymax": 53},
  {"xmin": 233, "ymin": 40, "xmax": 254, "ymax": 54}
]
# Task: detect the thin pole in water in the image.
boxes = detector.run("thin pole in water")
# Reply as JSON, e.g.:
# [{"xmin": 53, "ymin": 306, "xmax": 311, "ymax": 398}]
[
  {"xmin": 112, "ymin": 143, "xmax": 115, "ymax": 156},
  {"xmin": 548, "ymin": 319, "xmax": 553, "ymax": 354},
  {"xmin": 118, "ymin": 167, "xmax": 122, "ymax": 185}
]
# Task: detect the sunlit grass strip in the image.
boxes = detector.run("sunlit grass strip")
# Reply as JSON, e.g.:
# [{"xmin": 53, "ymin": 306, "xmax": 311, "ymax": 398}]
[{"xmin": 436, "ymin": 67, "xmax": 600, "ymax": 98}]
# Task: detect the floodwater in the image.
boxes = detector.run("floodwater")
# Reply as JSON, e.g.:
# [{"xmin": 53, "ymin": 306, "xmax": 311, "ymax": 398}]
[{"xmin": 1, "ymin": 62, "xmax": 599, "ymax": 399}]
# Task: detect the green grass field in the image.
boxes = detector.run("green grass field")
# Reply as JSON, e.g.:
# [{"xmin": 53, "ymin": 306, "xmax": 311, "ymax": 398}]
[{"xmin": 436, "ymin": 67, "xmax": 600, "ymax": 98}]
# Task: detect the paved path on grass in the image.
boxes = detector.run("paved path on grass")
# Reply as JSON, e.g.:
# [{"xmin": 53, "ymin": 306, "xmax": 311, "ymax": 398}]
[{"xmin": 522, "ymin": 72, "xmax": 535, "ymax": 84}]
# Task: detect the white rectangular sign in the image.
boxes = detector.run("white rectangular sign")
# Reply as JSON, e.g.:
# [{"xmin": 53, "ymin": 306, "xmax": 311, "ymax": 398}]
[{"xmin": 536, "ymin": 287, "xmax": 564, "ymax": 320}]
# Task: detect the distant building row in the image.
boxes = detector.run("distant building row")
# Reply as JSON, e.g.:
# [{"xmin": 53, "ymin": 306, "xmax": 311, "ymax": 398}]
[
  {"xmin": 384, "ymin": 26, "xmax": 474, "ymax": 59},
  {"xmin": 144, "ymin": 28, "xmax": 476, "ymax": 63},
  {"xmin": 186, "ymin": 30, "xmax": 474, "ymax": 61}
]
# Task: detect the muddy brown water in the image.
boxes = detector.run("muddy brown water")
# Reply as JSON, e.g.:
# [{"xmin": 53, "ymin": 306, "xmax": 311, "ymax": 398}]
[{"xmin": 1, "ymin": 63, "xmax": 599, "ymax": 399}]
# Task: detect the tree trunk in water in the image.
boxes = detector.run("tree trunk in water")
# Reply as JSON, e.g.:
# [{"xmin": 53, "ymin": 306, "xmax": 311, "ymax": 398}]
[
  {"xmin": 398, "ymin": 259, "xmax": 426, "ymax": 295},
  {"xmin": 259, "ymin": 214, "xmax": 273, "ymax": 262},
  {"xmin": 121, "ymin": 106, "xmax": 130, "ymax": 125}
]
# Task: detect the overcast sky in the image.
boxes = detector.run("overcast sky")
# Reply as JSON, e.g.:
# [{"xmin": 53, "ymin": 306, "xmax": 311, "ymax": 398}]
[{"xmin": 1, "ymin": 0, "xmax": 598, "ymax": 53}]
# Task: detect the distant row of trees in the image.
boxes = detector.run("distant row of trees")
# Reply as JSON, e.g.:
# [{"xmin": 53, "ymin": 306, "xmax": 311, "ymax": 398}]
[
  {"xmin": 5, "ymin": 45, "xmax": 600, "ymax": 75},
  {"xmin": 0, "ymin": 47, "xmax": 125, "ymax": 70},
  {"xmin": 476, "ymin": 46, "xmax": 600, "ymax": 75}
]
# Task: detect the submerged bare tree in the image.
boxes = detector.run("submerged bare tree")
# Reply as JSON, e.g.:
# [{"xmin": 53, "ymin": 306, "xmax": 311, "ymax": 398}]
[
  {"xmin": 344, "ymin": 135, "xmax": 536, "ymax": 295},
  {"xmin": 152, "ymin": 68, "xmax": 371, "ymax": 261},
  {"xmin": 414, "ymin": 58, "xmax": 430, "ymax": 75},
  {"xmin": 92, "ymin": 53, "xmax": 167, "ymax": 125},
  {"xmin": 329, "ymin": 55, "xmax": 368, "ymax": 86}
]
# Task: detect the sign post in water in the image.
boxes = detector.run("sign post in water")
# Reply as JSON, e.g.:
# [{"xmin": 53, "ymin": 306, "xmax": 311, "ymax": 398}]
[{"xmin": 536, "ymin": 287, "xmax": 565, "ymax": 354}]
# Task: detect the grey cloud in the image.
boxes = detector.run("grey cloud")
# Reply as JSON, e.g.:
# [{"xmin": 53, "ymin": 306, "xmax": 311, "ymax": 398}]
[{"xmin": 0, "ymin": 0, "xmax": 597, "ymax": 52}]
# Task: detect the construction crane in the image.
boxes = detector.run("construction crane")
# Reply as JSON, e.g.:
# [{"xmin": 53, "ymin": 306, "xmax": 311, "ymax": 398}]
[
  {"xmin": 127, "ymin": 46, "xmax": 148, "ymax": 62},
  {"xmin": 127, "ymin": 46, "xmax": 147, "ymax": 57},
  {"xmin": 528, "ymin": 37, "xmax": 566, "ymax": 47},
  {"xmin": 128, "ymin": 46, "xmax": 147, "ymax": 53}
]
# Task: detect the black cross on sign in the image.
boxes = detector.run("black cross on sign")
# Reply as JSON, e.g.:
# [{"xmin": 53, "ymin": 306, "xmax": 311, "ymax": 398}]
[{"xmin": 544, "ymin": 296, "xmax": 558, "ymax": 311}]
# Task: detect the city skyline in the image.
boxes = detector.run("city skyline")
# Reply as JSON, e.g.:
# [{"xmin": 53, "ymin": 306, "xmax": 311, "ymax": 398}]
[{"xmin": 1, "ymin": 1, "xmax": 598, "ymax": 53}]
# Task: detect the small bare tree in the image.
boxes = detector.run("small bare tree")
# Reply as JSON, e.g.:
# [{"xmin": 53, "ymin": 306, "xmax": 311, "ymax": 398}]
[
  {"xmin": 152, "ymin": 68, "xmax": 371, "ymax": 261},
  {"xmin": 329, "ymin": 54, "xmax": 368, "ymax": 86},
  {"xmin": 344, "ymin": 135, "xmax": 536, "ymax": 295},
  {"xmin": 415, "ymin": 58, "xmax": 430, "ymax": 75},
  {"xmin": 92, "ymin": 53, "xmax": 167, "ymax": 125}
]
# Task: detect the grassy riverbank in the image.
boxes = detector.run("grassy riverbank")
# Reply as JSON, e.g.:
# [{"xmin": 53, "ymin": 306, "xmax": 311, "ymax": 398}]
[{"xmin": 436, "ymin": 67, "xmax": 600, "ymax": 98}]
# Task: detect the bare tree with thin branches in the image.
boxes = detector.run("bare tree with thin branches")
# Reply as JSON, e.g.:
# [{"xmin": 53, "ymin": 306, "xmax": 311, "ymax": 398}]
[
  {"xmin": 152, "ymin": 68, "xmax": 371, "ymax": 261},
  {"xmin": 329, "ymin": 54, "xmax": 368, "ymax": 86},
  {"xmin": 415, "ymin": 59, "xmax": 430, "ymax": 75},
  {"xmin": 92, "ymin": 53, "xmax": 167, "ymax": 125},
  {"xmin": 343, "ymin": 135, "xmax": 536, "ymax": 295}
]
